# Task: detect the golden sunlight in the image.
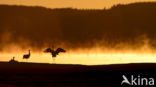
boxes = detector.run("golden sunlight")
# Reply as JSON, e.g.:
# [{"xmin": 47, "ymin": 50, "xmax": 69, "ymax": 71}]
[{"xmin": 1, "ymin": 49, "xmax": 156, "ymax": 65}]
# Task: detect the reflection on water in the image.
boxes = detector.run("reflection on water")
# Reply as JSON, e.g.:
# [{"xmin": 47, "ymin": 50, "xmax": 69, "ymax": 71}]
[{"xmin": 1, "ymin": 51, "xmax": 156, "ymax": 65}]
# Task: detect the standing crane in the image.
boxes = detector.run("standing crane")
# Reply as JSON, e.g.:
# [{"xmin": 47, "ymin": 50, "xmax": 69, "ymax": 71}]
[{"xmin": 23, "ymin": 50, "xmax": 31, "ymax": 61}]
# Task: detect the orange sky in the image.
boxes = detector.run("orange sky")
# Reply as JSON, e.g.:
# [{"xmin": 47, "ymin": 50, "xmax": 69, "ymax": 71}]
[{"xmin": 0, "ymin": 0, "xmax": 156, "ymax": 9}]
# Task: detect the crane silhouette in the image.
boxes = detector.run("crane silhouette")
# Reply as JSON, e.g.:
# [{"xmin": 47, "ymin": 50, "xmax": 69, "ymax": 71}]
[
  {"xmin": 23, "ymin": 50, "xmax": 31, "ymax": 60},
  {"xmin": 44, "ymin": 47, "xmax": 66, "ymax": 63},
  {"xmin": 9, "ymin": 56, "xmax": 18, "ymax": 63}
]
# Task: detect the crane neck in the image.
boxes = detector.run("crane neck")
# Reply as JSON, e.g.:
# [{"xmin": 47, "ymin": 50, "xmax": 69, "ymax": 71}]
[{"xmin": 29, "ymin": 50, "xmax": 30, "ymax": 55}]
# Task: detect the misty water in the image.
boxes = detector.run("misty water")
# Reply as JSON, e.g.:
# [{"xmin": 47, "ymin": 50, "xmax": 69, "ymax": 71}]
[{"xmin": 1, "ymin": 52, "xmax": 156, "ymax": 65}]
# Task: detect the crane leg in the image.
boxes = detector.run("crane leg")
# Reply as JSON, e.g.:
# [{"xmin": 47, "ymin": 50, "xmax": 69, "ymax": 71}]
[{"xmin": 53, "ymin": 58, "xmax": 56, "ymax": 64}]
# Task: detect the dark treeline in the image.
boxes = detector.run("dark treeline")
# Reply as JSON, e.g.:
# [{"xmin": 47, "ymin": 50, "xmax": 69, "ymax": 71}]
[{"xmin": 0, "ymin": 2, "xmax": 156, "ymax": 49}]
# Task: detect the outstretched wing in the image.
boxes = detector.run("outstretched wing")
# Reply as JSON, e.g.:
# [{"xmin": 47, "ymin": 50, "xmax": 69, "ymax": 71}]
[
  {"xmin": 55, "ymin": 48, "xmax": 66, "ymax": 54},
  {"xmin": 44, "ymin": 48, "xmax": 52, "ymax": 53}
]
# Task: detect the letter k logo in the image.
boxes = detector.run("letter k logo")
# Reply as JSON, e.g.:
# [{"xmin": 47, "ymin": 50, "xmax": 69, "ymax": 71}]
[{"xmin": 121, "ymin": 75, "xmax": 131, "ymax": 85}]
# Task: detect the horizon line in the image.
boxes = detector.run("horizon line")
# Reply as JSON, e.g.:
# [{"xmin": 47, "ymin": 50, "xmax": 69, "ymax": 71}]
[{"xmin": 0, "ymin": 2, "xmax": 156, "ymax": 10}]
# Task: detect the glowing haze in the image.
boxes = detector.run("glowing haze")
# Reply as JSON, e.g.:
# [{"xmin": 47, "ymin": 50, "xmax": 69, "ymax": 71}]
[{"xmin": 1, "ymin": 44, "xmax": 156, "ymax": 65}]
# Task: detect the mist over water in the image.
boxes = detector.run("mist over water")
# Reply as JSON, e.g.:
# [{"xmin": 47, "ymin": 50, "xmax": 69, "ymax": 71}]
[{"xmin": 0, "ymin": 3, "xmax": 156, "ymax": 64}]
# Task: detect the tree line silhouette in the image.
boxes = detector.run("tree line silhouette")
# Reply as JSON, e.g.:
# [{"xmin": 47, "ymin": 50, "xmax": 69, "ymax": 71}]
[{"xmin": 0, "ymin": 2, "xmax": 156, "ymax": 50}]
